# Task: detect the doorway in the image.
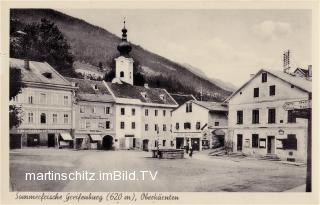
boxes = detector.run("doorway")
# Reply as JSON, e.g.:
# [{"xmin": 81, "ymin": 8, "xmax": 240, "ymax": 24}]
[
  {"xmin": 191, "ymin": 138, "xmax": 200, "ymax": 151},
  {"xmin": 48, "ymin": 134, "xmax": 55, "ymax": 147},
  {"xmin": 237, "ymin": 134, "xmax": 243, "ymax": 151},
  {"xmin": 27, "ymin": 134, "xmax": 40, "ymax": 147},
  {"xmin": 267, "ymin": 136, "xmax": 275, "ymax": 154},
  {"xmin": 142, "ymin": 139, "xmax": 149, "ymax": 151},
  {"xmin": 176, "ymin": 137, "xmax": 184, "ymax": 149},
  {"xmin": 10, "ymin": 134, "xmax": 22, "ymax": 149},
  {"xmin": 102, "ymin": 135, "xmax": 113, "ymax": 150}
]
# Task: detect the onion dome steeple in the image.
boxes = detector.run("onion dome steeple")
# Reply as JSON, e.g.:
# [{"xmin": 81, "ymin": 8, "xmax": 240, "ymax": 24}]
[{"xmin": 117, "ymin": 19, "xmax": 132, "ymax": 56}]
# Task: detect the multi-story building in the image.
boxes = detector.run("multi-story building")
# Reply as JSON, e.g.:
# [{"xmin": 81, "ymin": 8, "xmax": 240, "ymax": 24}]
[
  {"xmin": 9, "ymin": 58, "xmax": 75, "ymax": 149},
  {"xmin": 104, "ymin": 23, "xmax": 178, "ymax": 151},
  {"xmin": 171, "ymin": 100, "xmax": 228, "ymax": 151},
  {"xmin": 226, "ymin": 69, "xmax": 311, "ymax": 162},
  {"xmin": 65, "ymin": 77, "xmax": 116, "ymax": 150}
]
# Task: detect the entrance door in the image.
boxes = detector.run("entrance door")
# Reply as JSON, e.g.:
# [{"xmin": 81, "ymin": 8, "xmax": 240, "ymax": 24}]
[
  {"xmin": 267, "ymin": 136, "xmax": 275, "ymax": 154},
  {"xmin": 102, "ymin": 135, "xmax": 113, "ymax": 150},
  {"xmin": 48, "ymin": 134, "xmax": 55, "ymax": 147},
  {"xmin": 237, "ymin": 134, "xmax": 243, "ymax": 151},
  {"xmin": 10, "ymin": 134, "xmax": 22, "ymax": 149},
  {"xmin": 142, "ymin": 139, "xmax": 149, "ymax": 151},
  {"xmin": 27, "ymin": 134, "xmax": 40, "ymax": 147},
  {"xmin": 176, "ymin": 137, "xmax": 184, "ymax": 149},
  {"xmin": 191, "ymin": 138, "xmax": 200, "ymax": 151}
]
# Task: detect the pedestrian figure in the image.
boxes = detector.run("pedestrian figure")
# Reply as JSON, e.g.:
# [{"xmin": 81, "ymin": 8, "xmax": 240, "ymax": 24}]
[
  {"xmin": 189, "ymin": 143, "xmax": 193, "ymax": 157},
  {"xmin": 185, "ymin": 144, "xmax": 189, "ymax": 154}
]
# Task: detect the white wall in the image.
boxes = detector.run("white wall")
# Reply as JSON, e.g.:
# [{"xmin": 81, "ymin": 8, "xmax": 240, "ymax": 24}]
[{"xmin": 115, "ymin": 56, "xmax": 133, "ymax": 85}]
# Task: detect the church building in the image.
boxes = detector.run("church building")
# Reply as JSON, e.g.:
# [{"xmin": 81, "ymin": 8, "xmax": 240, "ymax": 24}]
[{"xmin": 104, "ymin": 22, "xmax": 179, "ymax": 151}]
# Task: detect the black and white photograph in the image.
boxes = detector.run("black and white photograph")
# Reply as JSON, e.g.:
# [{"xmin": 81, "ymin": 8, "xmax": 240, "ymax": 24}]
[{"xmin": 1, "ymin": 1, "xmax": 319, "ymax": 204}]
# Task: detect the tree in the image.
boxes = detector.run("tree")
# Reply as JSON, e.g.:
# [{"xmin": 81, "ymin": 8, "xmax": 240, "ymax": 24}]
[
  {"xmin": 9, "ymin": 67, "xmax": 25, "ymax": 129},
  {"xmin": 10, "ymin": 18, "xmax": 75, "ymax": 76}
]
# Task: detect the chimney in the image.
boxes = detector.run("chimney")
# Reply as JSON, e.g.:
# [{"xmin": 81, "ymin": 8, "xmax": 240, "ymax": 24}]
[
  {"xmin": 144, "ymin": 83, "xmax": 149, "ymax": 89},
  {"xmin": 24, "ymin": 59, "xmax": 30, "ymax": 70},
  {"xmin": 308, "ymin": 65, "xmax": 312, "ymax": 77}
]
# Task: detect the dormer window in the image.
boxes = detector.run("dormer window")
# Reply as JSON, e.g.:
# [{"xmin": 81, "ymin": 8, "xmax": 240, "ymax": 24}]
[
  {"xmin": 92, "ymin": 84, "xmax": 98, "ymax": 90},
  {"xmin": 141, "ymin": 92, "xmax": 148, "ymax": 99},
  {"xmin": 160, "ymin": 94, "xmax": 165, "ymax": 100},
  {"xmin": 42, "ymin": 72, "xmax": 52, "ymax": 79}
]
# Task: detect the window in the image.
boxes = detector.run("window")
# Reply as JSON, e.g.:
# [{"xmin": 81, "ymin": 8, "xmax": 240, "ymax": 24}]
[
  {"xmin": 52, "ymin": 114, "xmax": 58, "ymax": 124},
  {"xmin": 163, "ymin": 140, "xmax": 166, "ymax": 146},
  {"xmin": 64, "ymin": 114, "xmax": 69, "ymax": 124},
  {"xmin": 268, "ymin": 108, "xmax": 276, "ymax": 124},
  {"xmin": 92, "ymin": 107, "xmax": 96, "ymax": 114},
  {"xmin": 86, "ymin": 121, "xmax": 91, "ymax": 129},
  {"xmin": 196, "ymin": 122, "xmax": 201, "ymax": 130},
  {"xmin": 163, "ymin": 110, "xmax": 166, "ymax": 116},
  {"xmin": 269, "ymin": 85, "xmax": 276, "ymax": 96},
  {"xmin": 80, "ymin": 106, "xmax": 85, "ymax": 113},
  {"xmin": 252, "ymin": 134, "xmax": 259, "ymax": 148},
  {"xmin": 93, "ymin": 84, "xmax": 98, "ymax": 90},
  {"xmin": 28, "ymin": 113, "xmax": 34, "ymax": 123},
  {"xmin": 155, "ymin": 110, "xmax": 158, "ymax": 116},
  {"xmin": 145, "ymin": 109, "xmax": 149, "ymax": 116},
  {"xmin": 214, "ymin": 122, "xmax": 219, "ymax": 126},
  {"xmin": 105, "ymin": 121, "xmax": 110, "ymax": 129},
  {"xmin": 40, "ymin": 113, "xmax": 46, "ymax": 124},
  {"xmin": 237, "ymin": 110, "xmax": 243, "ymax": 124},
  {"xmin": 283, "ymin": 134, "xmax": 297, "ymax": 150},
  {"xmin": 120, "ymin": 71, "xmax": 124, "ymax": 77},
  {"xmin": 63, "ymin": 96, "xmax": 69, "ymax": 105},
  {"xmin": 186, "ymin": 103, "xmax": 192, "ymax": 112},
  {"xmin": 104, "ymin": 106, "xmax": 110, "ymax": 114},
  {"xmin": 171, "ymin": 141, "xmax": 174, "ymax": 147},
  {"xmin": 145, "ymin": 124, "xmax": 149, "ymax": 131},
  {"xmin": 254, "ymin": 88, "xmax": 259, "ymax": 98},
  {"xmin": 262, "ymin": 72, "xmax": 267, "ymax": 83},
  {"xmin": 40, "ymin": 93, "xmax": 46, "ymax": 104},
  {"xmin": 176, "ymin": 123, "xmax": 179, "ymax": 130},
  {"xmin": 121, "ymin": 108, "xmax": 125, "ymax": 115},
  {"xmin": 155, "ymin": 124, "xmax": 158, "ymax": 132},
  {"xmin": 132, "ymin": 108, "xmax": 135, "ymax": 116},
  {"xmin": 288, "ymin": 110, "xmax": 296, "ymax": 123},
  {"xmin": 28, "ymin": 96, "xmax": 33, "ymax": 104},
  {"xmin": 120, "ymin": 122, "xmax": 125, "ymax": 129},
  {"xmin": 184, "ymin": 122, "xmax": 191, "ymax": 129},
  {"xmin": 80, "ymin": 121, "xmax": 85, "ymax": 129},
  {"xmin": 252, "ymin": 109, "xmax": 259, "ymax": 124},
  {"xmin": 163, "ymin": 124, "xmax": 167, "ymax": 131},
  {"xmin": 132, "ymin": 122, "xmax": 136, "ymax": 129},
  {"xmin": 259, "ymin": 138, "xmax": 266, "ymax": 148}
]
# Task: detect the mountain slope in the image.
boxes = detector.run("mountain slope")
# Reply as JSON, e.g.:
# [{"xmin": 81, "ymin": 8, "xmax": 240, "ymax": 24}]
[
  {"xmin": 182, "ymin": 63, "xmax": 237, "ymax": 92},
  {"xmin": 10, "ymin": 9, "xmax": 232, "ymax": 101}
]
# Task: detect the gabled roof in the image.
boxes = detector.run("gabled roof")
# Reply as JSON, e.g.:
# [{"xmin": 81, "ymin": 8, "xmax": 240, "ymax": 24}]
[
  {"xmin": 65, "ymin": 77, "xmax": 114, "ymax": 103},
  {"xmin": 10, "ymin": 58, "xmax": 72, "ymax": 87},
  {"xmin": 105, "ymin": 82, "xmax": 177, "ymax": 106},
  {"xmin": 225, "ymin": 69, "xmax": 312, "ymax": 102},
  {"xmin": 170, "ymin": 93, "xmax": 196, "ymax": 106},
  {"xmin": 294, "ymin": 68, "xmax": 309, "ymax": 77},
  {"xmin": 192, "ymin": 100, "xmax": 228, "ymax": 112}
]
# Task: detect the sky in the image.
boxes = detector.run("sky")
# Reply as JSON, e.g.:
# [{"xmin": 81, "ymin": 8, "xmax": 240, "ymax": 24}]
[{"xmin": 59, "ymin": 9, "xmax": 311, "ymax": 86}]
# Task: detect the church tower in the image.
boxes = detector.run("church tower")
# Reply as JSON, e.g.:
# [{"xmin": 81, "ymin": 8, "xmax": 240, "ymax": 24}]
[{"xmin": 114, "ymin": 20, "xmax": 134, "ymax": 85}]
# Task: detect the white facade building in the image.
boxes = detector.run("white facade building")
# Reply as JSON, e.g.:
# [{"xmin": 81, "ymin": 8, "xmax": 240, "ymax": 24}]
[
  {"xmin": 172, "ymin": 100, "xmax": 228, "ymax": 151},
  {"xmin": 10, "ymin": 58, "xmax": 75, "ymax": 149},
  {"xmin": 226, "ymin": 69, "xmax": 311, "ymax": 162}
]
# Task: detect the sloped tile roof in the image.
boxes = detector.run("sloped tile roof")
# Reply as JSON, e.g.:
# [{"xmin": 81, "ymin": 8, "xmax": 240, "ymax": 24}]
[
  {"xmin": 225, "ymin": 69, "xmax": 312, "ymax": 102},
  {"xmin": 170, "ymin": 93, "xmax": 196, "ymax": 105},
  {"xmin": 192, "ymin": 100, "xmax": 228, "ymax": 111},
  {"xmin": 65, "ymin": 77, "xmax": 114, "ymax": 103},
  {"xmin": 106, "ymin": 82, "xmax": 177, "ymax": 105},
  {"xmin": 10, "ymin": 58, "xmax": 72, "ymax": 87}
]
